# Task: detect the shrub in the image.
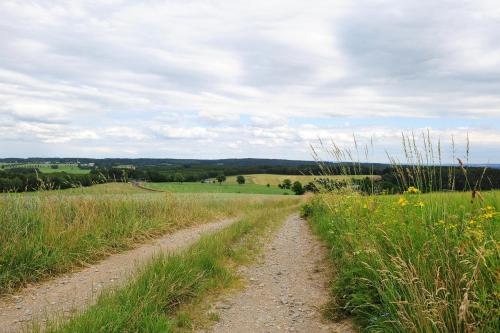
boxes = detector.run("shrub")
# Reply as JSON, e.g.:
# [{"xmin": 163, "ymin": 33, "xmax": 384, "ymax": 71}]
[
  {"xmin": 291, "ymin": 181, "xmax": 304, "ymax": 195},
  {"xmin": 216, "ymin": 174, "xmax": 226, "ymax": 184}
]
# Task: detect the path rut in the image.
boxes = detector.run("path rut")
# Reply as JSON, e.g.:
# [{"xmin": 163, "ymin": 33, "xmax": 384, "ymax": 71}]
[
  {"xmin": 209, "ymin": 214, "xmax": 355, "ymax": 333},
  {"xmin": 0, "ymin": 218, "xmax": 237, "ymax": 333}
]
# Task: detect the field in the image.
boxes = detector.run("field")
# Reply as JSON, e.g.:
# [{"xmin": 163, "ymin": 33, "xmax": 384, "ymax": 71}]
[
  {"xmin": 0, "ymin": 183, "xmax": 297, "ymax": 294},
  {"xmin": 143, "ymin": 182, "xmax": 294, "ymax": 195},
  {"xmin": 304, "ymin": 189, "xmax": 500, "ymax": 332},
  {"xmin": 2, "ymin": 164, "xmax": 499, "ymax": 332},
  {"xmin": 225, "ymin": 173, "xmax": 374, "ymax": 185},
  {"xmin": 0, "ymin": 163, "xmax": 90, "ymax": 174},
  {"xmin": 56, "ymin": 182, "xmax": 148, "ymax": 195}
]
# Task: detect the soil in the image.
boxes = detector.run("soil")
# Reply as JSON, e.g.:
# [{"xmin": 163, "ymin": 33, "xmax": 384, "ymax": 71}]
[{"xmin": 208, "ymin": 214, "xmax": 355, "ymax": 333}]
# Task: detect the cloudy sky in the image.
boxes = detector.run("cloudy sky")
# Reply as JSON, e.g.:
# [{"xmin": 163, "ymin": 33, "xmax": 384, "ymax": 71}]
[{"xmin": 1, "ymin": 0, "xmax": 499, "ymax": 162}]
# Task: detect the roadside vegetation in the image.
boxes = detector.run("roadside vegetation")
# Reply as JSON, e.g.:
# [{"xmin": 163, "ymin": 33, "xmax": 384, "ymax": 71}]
[
  {"xmin": 40, "ymin": 198, "xmax": 300, "ymax": 332},
  {"xmin": 304, "ymin": 134, "xmax": 500, "ymax": 332},
  {"xmin": 0, "ymin": 188, "xmax": 286, "ymax": 294},
  {"xmin": 305, "ymin": 190, "xmax": 499, "ymax": 332}
]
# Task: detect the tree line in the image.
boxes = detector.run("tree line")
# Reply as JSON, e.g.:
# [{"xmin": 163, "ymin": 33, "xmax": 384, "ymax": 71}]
[
  {"xmin": 0, "ymin": 163, "xmax": 499, "ymax": 193},
  {"xmin": 0, "ymin": 168, "xmax": 128, "ymax": 192}
]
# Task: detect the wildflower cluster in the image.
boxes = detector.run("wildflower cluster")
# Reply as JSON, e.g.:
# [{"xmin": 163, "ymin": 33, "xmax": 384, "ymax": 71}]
[
  {"xmin": 479, "ymin": 205, "xmax": 497, "ymax": 220},
  {"xmin": 397, "ymin": 197, "xmax": 408, "ymax": 207},
  {"xmin": 406, "ymin": 186, "xmax": 420, "ymax": 194},
  {"xmin": 414, "ymin": 200, "xmax": 425, "ymax": 208},
  {"xmin": 395, "ymin": 187, "xmax": 424, "ymax": 208},
  {"xmin": 463, "ymin": 205, "xmax": 498, "ymax": 242},
  {"xmin": 312, "ymin": 189, "xmax": 499, "ymax": 332}
]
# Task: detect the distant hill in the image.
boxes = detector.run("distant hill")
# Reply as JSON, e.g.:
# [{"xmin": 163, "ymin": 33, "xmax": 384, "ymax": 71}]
[
  {"xmin": 468, "ymin": 164, "xmax": 500, "ymax": 169},
  {"xmin": 0, "ymin": 157, "xmax": 320, "ymax": 167},
  {"xmin": 0, "ymin": 157, "xmax": 498, "ymax": 169}
]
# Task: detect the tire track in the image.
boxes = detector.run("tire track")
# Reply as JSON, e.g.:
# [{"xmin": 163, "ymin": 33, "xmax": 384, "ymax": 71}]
[{"xmin": 0, "ymin": 218, "xmax": 237, "ymax": 333}]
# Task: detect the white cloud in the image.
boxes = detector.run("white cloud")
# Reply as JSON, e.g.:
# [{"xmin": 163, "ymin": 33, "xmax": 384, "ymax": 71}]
[
  {"xmin": 0, "ymin": 0, "xmax": 499, "ymax": 160},
  {"xmin": 103, "ymin": 126, "xmax": 149, "ymax": 141},
  {"xmin": 151, "ymin": 125, "xmax": 218, "ymax": 140}
]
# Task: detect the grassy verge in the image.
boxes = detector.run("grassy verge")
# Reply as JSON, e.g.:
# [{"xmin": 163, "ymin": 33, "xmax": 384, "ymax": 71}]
[
  {"xmin": 304, "ymin": 190, "xmax": 499, "ymax": 332},
  {"xmin": 0, "ymin": 191, "xmax": 286, "ymax": 294},
  {"xmin": 41, "ymin": 199, "xmax": 299, "ymax": 332},
  {"xmin": 143, "ymin": 182, "xmax": 294, "ymax": 195}
]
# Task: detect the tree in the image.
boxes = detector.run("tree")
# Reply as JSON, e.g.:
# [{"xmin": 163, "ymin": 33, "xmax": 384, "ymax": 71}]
[
  {"xmin": 236, "ymin": 175, "xmax": 245, "ymax": 185},
  {"xmin": 174, "ymin": 173, "xmax": 185, "ymax": 183},
  {"xmin": 291, "ymin": 181, "xmax": 305, "ymax": 195},
  {"xmin": 282, "ymin": 179, "xmax": 292, "ymax": 189},
  {"xmin": 304, "ymin": 181, "xmax": 319, "ymax": 193},
  {"xmin": 216, "ymin": 174, "xmax": 226, "ymax": 184}
]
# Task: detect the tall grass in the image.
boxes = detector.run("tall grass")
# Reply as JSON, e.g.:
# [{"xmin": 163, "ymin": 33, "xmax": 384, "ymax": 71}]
[
  {"xmin": 305, "ymin": 133, "xmax": 500, "ymax": 332},
  {"xmin": 41, "ymin": 199, "xmax": 299, "ymax": 332},
  {"xmin": 0, "ymin": 191, "xmax": 277, "ymax": 294},
  {"xmin": 306, "ymin": 191, "xmax": 499, "ymax": 332}
]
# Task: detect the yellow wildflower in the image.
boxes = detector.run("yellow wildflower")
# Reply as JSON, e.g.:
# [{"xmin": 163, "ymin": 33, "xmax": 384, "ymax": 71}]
[
  {"xmin": 480, "ymin": 212, "xmax": 494, "ymax": 220},
  {"xmin": 446, "ymin": 223, "xmax": 457, "ymax": 230},
  {"xmin": 397, "ymin": 197, "xmax": 408, "ymax": 207},
  {"xmin": 415, "ymin": 200, "xmax": 425, "ymax": 208},
  {"xmin": 406, "ymin": 186, "xmax": 420, "ymax": 194}
]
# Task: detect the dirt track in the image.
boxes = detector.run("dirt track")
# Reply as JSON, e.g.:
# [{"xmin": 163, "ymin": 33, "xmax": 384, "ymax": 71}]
[
  {"xmin": 209, "ymin": 214, "xmax": 355, "ymax": 333},
  {"xmin": 0, "ymin": 218, "xmax": 237, "ymax": 333}
]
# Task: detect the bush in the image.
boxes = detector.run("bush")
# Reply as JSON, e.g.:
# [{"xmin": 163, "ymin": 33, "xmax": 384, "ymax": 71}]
[
  {"xmin": 216, "ymin": 174, "xmax": 226, "ymax": 184},
  {"xmin": 282, "ymin": 179, "xmax": 292, "ymax": 189},
  {"xmin": 291, "ymin": 181, "xmax": 304, "ymax": 195}
]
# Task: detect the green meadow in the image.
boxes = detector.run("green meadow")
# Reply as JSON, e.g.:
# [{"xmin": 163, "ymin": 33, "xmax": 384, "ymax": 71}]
[{"xmin": 143, "ymin": 182, "xmax": 294, "ymax": 195}]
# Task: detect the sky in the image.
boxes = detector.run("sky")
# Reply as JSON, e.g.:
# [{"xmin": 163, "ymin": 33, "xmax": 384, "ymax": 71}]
[{"xmin": 0, "ymin": 0, "xmax": 499, "ymax": 163}]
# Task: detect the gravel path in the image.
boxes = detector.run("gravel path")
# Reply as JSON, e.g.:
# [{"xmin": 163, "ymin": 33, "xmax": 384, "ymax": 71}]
[
  {"xmin": 210, "ymin": 214, "xmax": 355, "ymax": 333},
  {"xmin": 0, "ymin": 218, "xmax": 237, "ymax": 333}
]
